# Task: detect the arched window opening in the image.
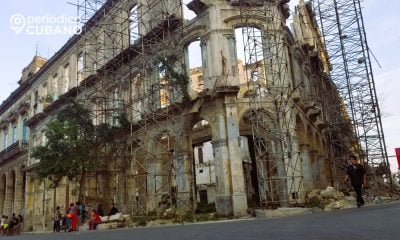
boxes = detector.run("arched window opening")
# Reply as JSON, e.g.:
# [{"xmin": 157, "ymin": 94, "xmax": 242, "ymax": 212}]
[
  {"xmin": 235, "ymin": 27, "xmax": 267, "ymax": 96},
  {"xmin": 130, "ymin": 5, "xmax": 139, "ymax": 45},
  {"xmin": 183, "ymin": 0, "xmax": 196, "ymax": 21},
  {"xmin": 186, "ymin": 40, "xmax": 203, "ymax": 94},
  {"xmin": 192, "ymin": 119, "xmax": 214, "ymax": 205}
]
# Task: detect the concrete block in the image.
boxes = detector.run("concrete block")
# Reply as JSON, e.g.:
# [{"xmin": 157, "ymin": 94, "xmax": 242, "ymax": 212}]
[
  {"xmin": 100, "ymin": 216, "xmax": 109, "ymax": 223},
  {"xmin": 97, "ymin": 222, "xmax": 125, "ymax": 230},
  {"xmin": 255, "ymin": 207, "xmax": 312, "ymax": 218},
  {"xmin": 122, "ymin": 214, "xmax": 131, "ymax": 222},
  {"xmin": 109, "ymin": 213, "xmax": 124, "ymax": 222},
  {"xmin": 215, "ymin": 196, "xmax": 232, "ymax": 216},
  {"xmin": 321, "ymin": 186, "xmax": 338, "ymax": 199},
  {"xmin": 232, "ymin": 193, "xmax": 247, "ymax": 217}
]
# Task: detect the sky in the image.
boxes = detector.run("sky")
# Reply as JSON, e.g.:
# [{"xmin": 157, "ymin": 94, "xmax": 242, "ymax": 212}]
[{"xmin": 0, "ymin": 0, "xmax": 399, "ymax": 172}]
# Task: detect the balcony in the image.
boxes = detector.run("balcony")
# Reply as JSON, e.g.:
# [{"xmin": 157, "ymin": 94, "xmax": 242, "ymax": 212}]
[{"xmin": 0, "ymin": 140, "xmax": 28, "ymax": 163}]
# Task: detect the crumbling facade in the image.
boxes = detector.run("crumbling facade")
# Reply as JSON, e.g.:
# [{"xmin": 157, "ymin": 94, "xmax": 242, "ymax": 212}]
[{"xmin": 0, "ymin": 0, "xmax": 356, "ymax": 232}]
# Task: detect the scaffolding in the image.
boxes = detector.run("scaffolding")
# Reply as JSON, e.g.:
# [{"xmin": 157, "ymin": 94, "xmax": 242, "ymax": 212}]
[
  {"xmin": 68, "ymin": 0, "xmax": 390, "ymax": 215},
  {"xmin": 312, "ymin": 0, "xmax": 391, "ymax": 186},
  {"xmin": 73, "ymin": 0, "xmax": 193, "ymax": 216},
  {"xmin": 237, "ymin": 1, "xmax": 303, "ymax": 207},
  {"xmin": 70, "ymin": 0, "xmax": 132, "ymax": 210},
  {"xmin": 291, "ymin": 1, "xmax": 353, "ymax": 190},
  {"xmin": 129, "ymin": 0, "xmax": 194, "ymax": 216}
]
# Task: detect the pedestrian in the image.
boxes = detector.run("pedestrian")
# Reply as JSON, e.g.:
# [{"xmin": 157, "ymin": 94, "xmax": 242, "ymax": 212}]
[
  {"xmin": 108, "ymin": 203, "xmax": 118, "ymax": 216},
  {"xmin": 72, "ymin": 202, "xmax": 79, "ymax": 231},
  {"xmin": 14, "ymin": 215, "xmax": 23, "ymax": 235},
  {"xmin": 97, "ymin": 204, "xmax": 104, "ymax": 217},
  {"xmin": 53, "ymin": 206, "xmax": 62, "ymax": 232},
  {"xmin": 8, "ymin": 213, "xmax": 17, "ymax": 235},
  {"xmin": 66, "ymin": 203, "xmax": 74, "ymax": 231},
  {"xmin": 0, "ymin": 215, "xmax": 5, "ymax": 235},
  {"xmin": 88, "ymin": 210, "xmax": 102, "ymax": 230},
  {"xmin": 79, "ymin": 202, "xmax": 87, "ymax": 224},
  {"xmin": 344, "ymin": 154, "xmax": 367, "ymax": 207},
  {"xmin": 3, "ymin": 216, "xmax": 9, "ymax": 234},
  {"xmin": 76, "ymin": 201, "xmax": 81, "ymax": 221}
]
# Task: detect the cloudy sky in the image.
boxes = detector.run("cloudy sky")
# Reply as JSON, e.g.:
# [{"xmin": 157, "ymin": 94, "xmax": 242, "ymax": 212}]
[{"xmin": 0, "ymin": 0, "xmax": 399, "ymax": 171}]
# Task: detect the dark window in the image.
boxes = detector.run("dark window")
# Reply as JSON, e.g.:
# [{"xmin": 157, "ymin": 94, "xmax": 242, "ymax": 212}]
[
  {"xmin": 199, "ymin": 190, "xmax": 208, "ymax": 204},
  {"xmin": 198, "ymin": 147, "xmax": 203, "ymax": 164},
  {"xmin": 34, "ymin": 90, "xmax": 39, "ymax": 103},
  {"xmin": 291, "ymin": 192, "xmax": 298, "ymax": 199}
]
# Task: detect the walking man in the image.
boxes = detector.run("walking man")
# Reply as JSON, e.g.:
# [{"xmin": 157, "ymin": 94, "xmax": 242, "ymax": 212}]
[{"xmin": 344, "ymin": 155, "xmax": 367, "ymax": 207}]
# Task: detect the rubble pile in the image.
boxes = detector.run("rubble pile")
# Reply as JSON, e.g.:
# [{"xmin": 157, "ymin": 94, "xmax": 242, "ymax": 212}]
[
  {"xmin": 306, "ymin": 186, "xmax": 399, "ymax": 211},
  {"xmin": 97, "ymin": 213, "xmax": 132, "ymax": 230}
]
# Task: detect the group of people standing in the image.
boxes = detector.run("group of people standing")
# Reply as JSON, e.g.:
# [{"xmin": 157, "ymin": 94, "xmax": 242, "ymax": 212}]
[
  {"xmin": 54, "ymin": 202, "xmax": 119, "ymax": 232},
  {"xmin": 53, "ymin": 201, "xmax": 86, "ymax": 232},
  {"xmin": 0, "ymin": 214, "xmax": 23, "ymax": 235}
]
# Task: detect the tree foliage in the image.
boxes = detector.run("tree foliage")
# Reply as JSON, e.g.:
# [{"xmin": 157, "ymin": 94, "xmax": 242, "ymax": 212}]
[
  {"xmin": 31, "ymin": 100, "xmax": 128, "ymax": 194},
  {"xmin": 157, "ymin": 55, "xmax": 191, "ymax": 103}
]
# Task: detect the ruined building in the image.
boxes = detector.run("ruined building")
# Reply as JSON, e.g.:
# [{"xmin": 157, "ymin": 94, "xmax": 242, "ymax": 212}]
[{"xmin": 0, "ymin": 0, "xmax": 388, "ymax": 232}]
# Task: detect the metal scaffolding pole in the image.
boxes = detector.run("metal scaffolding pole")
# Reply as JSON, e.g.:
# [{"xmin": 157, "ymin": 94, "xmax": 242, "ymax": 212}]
[
  {"xmin": 312, "ymin": 0, "xmax": 390, "ymax": 184},
  {"xmin": 74, "ymin": 0, "xmax": 193, "ymax": 217},
  {"xmin": 238, "ymin": 0, "xmax": 302, "ymax": 207}
]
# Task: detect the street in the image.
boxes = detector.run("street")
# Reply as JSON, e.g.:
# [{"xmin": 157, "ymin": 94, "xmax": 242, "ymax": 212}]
[{"xmin": 8, "ymin": 202, "xmax": 400, "ymax": 240}]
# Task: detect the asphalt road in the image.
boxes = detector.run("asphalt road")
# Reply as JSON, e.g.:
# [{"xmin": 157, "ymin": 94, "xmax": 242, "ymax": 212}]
[{"xmin": 7, "ymin": 202, "xmax": 400, "ymax": 240}]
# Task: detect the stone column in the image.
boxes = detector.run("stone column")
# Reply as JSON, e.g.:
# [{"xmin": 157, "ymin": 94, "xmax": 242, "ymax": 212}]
[
  {"xmin": 299, "ymin": 144, "xmax": 314, "ymax": 191},
  {"xmin": 225, "ymin": 96, "xmax": 247, "ymax": 216},
  {"xmin": 131, "ymin": 143, "xmax": 148, "ymax": 215},
  {"xmin": 287, "ymin": 134, "xmax": 303, "ymax": 202},
  {"xmin": 212, "ymin": 135, "xmax": 231, "ymax": 216},
  {"xmin": 212, "ymin": 96, "xmax": 247, "ymax": 216},
  {"xmin": 309, "ymin": 149, "xmax": 320, "ymax": 189},
  {"xmin": 24, "ymin": 173, "xmax": 35, "ymax": 231},
  {"xmin": 43, "ymin": 182, "xmax": 55, "ymax": 231},
  {"xmin": 318, "ymin": 155, "xmax": 329, "ymax": 187},
  {"xmin": 4, "ymin": 171, "xmax": 14, "ymax": 216},
  {"xmin": 29, "ymin": 177, "xmax": 43, "ymax": 231},
  {"xmin": 69, "ymin": 54, "xmax": 78, "ymax": 88},
  {"xmin": 174, "ymin": 134, "xmax": 194, "ymax": 212},
  {"xmin": 272, "ymin": 138, "xmax": 289, "ymax": 207},
  {"xmin": 201, "ymin": 5, "xmax": 238, "ymax": 90},
  {"xmin": 146, "ymin": 138, "xmax": 162, "ymax": 212},
  {"xmin": 13, "ymin": 168, "xmax": 23, "ymax": 215},
  {"xmin": 0, "ymin": 173, "xmax": 5, "ymax": 215}
]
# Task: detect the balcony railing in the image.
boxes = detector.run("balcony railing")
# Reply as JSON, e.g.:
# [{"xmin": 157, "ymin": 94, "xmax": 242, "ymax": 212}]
[{"xmin": 0, "ymin": 140, "xmax": 28, "ymax": 163}]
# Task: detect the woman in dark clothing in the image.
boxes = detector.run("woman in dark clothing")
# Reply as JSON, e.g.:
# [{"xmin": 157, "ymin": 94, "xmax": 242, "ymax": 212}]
[
  {"xmin": 108, "ymin": 204, "xmax": 118, "ymax": 216},
  {"xmin": 97, "ymin": 204, "xmax": 104, "ymax": 217}
]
